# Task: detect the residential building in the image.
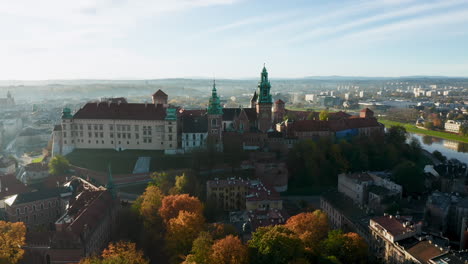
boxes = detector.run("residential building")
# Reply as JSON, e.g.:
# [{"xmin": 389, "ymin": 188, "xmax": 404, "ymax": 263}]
[
  {"xmin": 4, "ymin": 187, "xmax": 72, "ymax": 229},
  {"xmin": 445, "ymin": 120, "xmax": 467, "ymax": 134},
  {"xmin": 320, "ymin": 190, "xmax": 372, "ymax": 243},
  {"xmin": 206, "ymin": 178, "xmax": 282, "ymax": 211},
  {"xmin": 19, "ymin": 162, "xmax": 49, "ymax": 184},
  {"xmin": 338, "ymin": 172, "xmax": 373, "ymax": 205}
]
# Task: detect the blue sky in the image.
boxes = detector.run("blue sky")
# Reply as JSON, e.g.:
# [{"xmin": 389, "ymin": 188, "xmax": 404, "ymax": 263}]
[{"xmin": 1, "ymin": 0, "xmax": 468, "ymax": 79}]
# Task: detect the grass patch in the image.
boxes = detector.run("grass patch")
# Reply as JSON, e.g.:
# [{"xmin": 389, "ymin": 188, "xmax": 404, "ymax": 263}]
[
  {"xmin": 380, "ymin": 119, "xmax": 468, "ymax": 143},
  {"xmin": 66, "ymin": 149, "xmax": 193, "ymax": 174},
  {"xmin": 31, "ymin": 156, "xmax": 44, "ymax": 163}
]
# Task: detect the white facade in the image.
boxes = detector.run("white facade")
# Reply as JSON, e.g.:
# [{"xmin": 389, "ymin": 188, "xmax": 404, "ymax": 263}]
[
  {"xmin": 445, "ymin": 120, "xmax": 465, "ymax": 133},
  {"xmin": 182, "ymin": 132, "xmax": 207, "ymax": 152},
  {"xmin": 59, "ymin": 118, "xmax": 177, "ymax": 153}
]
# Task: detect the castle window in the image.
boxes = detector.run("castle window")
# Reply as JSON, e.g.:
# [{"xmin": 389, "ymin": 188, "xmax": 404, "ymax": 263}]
[
  {"xmin": 88, "ymin": 140, "xmax": 91, "ymax": 143},
  {"xmin": 80, "ymin": 132, "xmax": 83, "ymax": 137},
  {"xmin": 94, "ymin": 132, "xmax": 98, "ymax": 137},
  {"xmin": 135, "ymin": 125, "xmax": 139, "ymax": 131},
  {"xmin": 168, "ymin": 135, "xmax": 172, "ymax": 141},
  {"xmin": 110, "ymin": 133, "xmax": 114, "ymax": 138},
  {"xmin": 94, "ymin": 124, "xmax": 98, "ymax": 130},
  {"xmin": 135, "ymin": 133, "xmax": 139, "ymax": 139},
  {"xmin": 168, "ymin": 126, "xmax": 172, "ymax": 133},
  {"xmin": 99, "ymin": 125, "xmax": 103, "ymax": 130},
  {"xmin": 100, "ymin": 132, "xmax": 103, "ymax": 138},
  {"xmin": 33, "ymin": 205, "xmax": 36, "ymax": 211},
  {"xmin": 88, "ymin": 132, "xmax": 92, "ymax": 138},
  {"xmin": 63, "ymin": 132, "xmax": 67, "ymax": 137},
  {"xmin": 79, "ymin": 125, "xmax": 83, "ymax": 130},
  {"xmin": 96, "ymin": 140, "xmax": 99, "ymax": 144},
  {"xmin": 211, "ymin": 119, "xmax": 217, "ymax": 126},
  {"xmin": 128, "ymin": 133, "xmax": 131, "ymax": 139},
  {"xmin": 109, "ymin": 125, "xmax": 114, "ymax": 130}
]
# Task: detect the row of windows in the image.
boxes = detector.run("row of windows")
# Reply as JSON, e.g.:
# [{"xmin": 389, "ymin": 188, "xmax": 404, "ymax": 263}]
[
  {"xmin": 17, "ymin": 210, "xmax": 61, "ymax": 223},
  {"xmin": 64, "ymin": 139, "xmax": 173, "ymax": 148},
  {"xmin": 184, "ymin": 134, "xmax": 205, "ymax": 140},
  {"xmin": 64, "ymin": 131, "xmax": 175, "ymax": 139},
  {"xmin": 15, "ymin": 200, "xmax": 59, "ymax": 215},
  {"xmin": 64, "ymin": 123, "xmax": 172, "ymax": 132}
]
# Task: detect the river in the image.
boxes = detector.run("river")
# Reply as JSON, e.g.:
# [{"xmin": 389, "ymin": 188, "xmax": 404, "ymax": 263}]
[{"xmin": 409, "ymin": 133, "xmax": 468, "ymax": 163}]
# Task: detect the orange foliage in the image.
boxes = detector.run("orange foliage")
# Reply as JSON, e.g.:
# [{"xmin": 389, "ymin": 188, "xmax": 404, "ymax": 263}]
[
  {"xmin": 208, "ymin": 223, "xmax": 238, "ymax": 240},
  {"xmin": 0, "ymin": 221, "xmax": 26, "ymax": 264},
  {"xmin": 159, "ymin": 194, "xmax": 203, "ymax": 223},
  {"xmin": 285, "ymin": 210, "xmax": 329, "ymax": 253},
  {"xmin": 166, "ymin": 211, "xmax": 205, "ymax": 263},
  {"xmin": 210, "ymin": 235, "xmax": 248, "ymax": 264},
  {"xmin": 343, "ymin": 232, "xmax": 368, "ymax": 263}
]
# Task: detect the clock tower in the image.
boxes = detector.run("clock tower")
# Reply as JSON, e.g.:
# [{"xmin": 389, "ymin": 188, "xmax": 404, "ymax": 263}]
[{"xmin": 256, "ymin": 65, "xmax": 273, "ymax": 132}]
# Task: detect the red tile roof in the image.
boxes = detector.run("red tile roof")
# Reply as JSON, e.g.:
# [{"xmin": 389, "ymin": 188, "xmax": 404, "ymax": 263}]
[
  {"xmin": 372, "ymin": 215, "xmax": 415, "ymax": 237},
  {"xmin": 0, "ymin": 174, "xmax": 33, "ymax": 200},
  {"xmin": 407, "ymin": 240, "xmax": 446, "ymax": 263},
  {"xmin": 73, "ymin": 102, "xmax": 167, "ymax": 120}
]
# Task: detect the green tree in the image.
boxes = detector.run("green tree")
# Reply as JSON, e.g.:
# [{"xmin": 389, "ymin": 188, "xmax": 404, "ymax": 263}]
[
  {"xmin": 321, "ymin": 230, "xmax": 367, "ymax": 264},
  {"xmin": 184, "ymin": 232, "xmax": 213, "ymax": 264},
  {"xmin": 386, "ymin": 125, "xmax": 407, "ymax": 147},
  {"xmin": 392, "ymin": 160, "xmax": 425, "ymax": 194},
  {"xmin": 319, "ymin": 110, "xmax": 329, "ymax": 121},
  {"xmin": 150, "ymin": 172, "xmax": 174, "ymax": 195},
  {"xmin": 48, "ymin": 155, "xmax": 70, "ymax": 176},
  {"xmin": 248, "ymin": 225, "xmax": 305, "ymax": 264}
]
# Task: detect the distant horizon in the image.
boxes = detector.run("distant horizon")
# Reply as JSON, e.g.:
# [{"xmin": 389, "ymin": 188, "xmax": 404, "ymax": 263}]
[{"xmin": 2, "ymin": 74, "xmax": 468, "ymax": 83}]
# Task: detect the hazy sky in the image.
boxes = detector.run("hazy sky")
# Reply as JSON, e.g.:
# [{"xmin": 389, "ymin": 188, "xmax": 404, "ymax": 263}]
[{"xmin": 1, "ymin": 0, "xmax": 468, "ymax": 80}]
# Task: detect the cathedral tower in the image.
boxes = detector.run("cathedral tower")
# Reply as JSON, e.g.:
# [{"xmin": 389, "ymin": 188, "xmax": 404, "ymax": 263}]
[
  {"xmin": 256, "ymin": 65, "xmax": 273, "ymax": 132},
  {"xmin": 207, "ymin": 80, "xmax": 223, "ymax": 149}
]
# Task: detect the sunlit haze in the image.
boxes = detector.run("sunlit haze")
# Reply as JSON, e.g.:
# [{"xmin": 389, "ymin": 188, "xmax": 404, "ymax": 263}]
[{"xmin": 2, "ymin": 0, "xmax": 468, "ymax": 80}]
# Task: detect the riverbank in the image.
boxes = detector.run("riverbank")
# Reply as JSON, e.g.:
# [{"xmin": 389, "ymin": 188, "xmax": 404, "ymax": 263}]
[{"xmin": 379, "ymin": 119, "xmax": 468, "ymax": 143}]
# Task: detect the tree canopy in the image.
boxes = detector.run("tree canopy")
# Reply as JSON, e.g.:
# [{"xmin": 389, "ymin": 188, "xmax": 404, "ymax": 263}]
[
  {"xmin": 159, "ymin": 194, "xmax": 204, "ymax": 223},
  {"xmin": 0, "ymin": 221, "xmax": 26, "ymax": 264},
  {"xmin": 48, "ymin": 155, "xmax": 70, "ymax": 176},
  {"xmin": 285, "ymin": 210, "xmax": 329, "ymax": 254},
  {"xmin": 79, "ymin": 241, "xmax": 149, "ymax": 264}
]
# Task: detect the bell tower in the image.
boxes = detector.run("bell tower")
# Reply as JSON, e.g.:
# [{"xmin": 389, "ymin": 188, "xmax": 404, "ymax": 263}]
[
  {"xmin": 256, "ymin": 65, "xmax": 273, "ymax": 132},
  {"xmin": 207, "ymin": 80, "xmax": 223, "ymax": 150}
]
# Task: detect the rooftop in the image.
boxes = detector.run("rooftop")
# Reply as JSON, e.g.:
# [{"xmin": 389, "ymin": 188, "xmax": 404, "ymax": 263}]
[
  {"xmin": 371, "ymin": 214, "xmax": 417, "ymax": 237},
  {"xmin": 406, "ymin": 240, "xmax": 447, "ymax": 264},
  {"xmin": 4, "ymin": 187, "xmax": 71, "ymax": 206},
  {"xmin": 73, "ymin": 102, "xmax": 167, "ymax": 120}
]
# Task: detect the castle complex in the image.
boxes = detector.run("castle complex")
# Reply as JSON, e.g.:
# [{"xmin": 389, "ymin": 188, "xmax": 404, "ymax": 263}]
[{"xmin": 53, "ymin": 66, "xmax": 384, "ymax": 156}]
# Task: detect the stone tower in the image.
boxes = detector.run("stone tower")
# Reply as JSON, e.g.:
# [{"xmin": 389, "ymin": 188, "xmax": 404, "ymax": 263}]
[
  {"xmin": 207, "ymin": 80, "xmax": 223, "ymax": 149},
  {"xmin": 256, "ymin": 65, "xmax": 273, "ymax": 132}
]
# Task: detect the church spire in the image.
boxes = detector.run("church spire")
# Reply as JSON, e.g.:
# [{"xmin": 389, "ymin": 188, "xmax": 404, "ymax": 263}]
[
  {"xmin": 208, "ymin": 79, "xmax": 223, "ymax": 115},
  {"xmin": 106, "ymin": 163, "xmax": 116, "ymax": 199},
  {"xmin": 257, "ymin": 65, "xmax": 272, "ymax": 104}
]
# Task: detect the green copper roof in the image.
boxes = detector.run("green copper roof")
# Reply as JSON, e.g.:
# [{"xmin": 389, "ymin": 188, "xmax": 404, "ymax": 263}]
[
  {"xmin": 165, "ymin": 108, "xmax": 177, "ymax": 120},
  {"xmin": 257, "ymin": 65, "xmax": 273, "ymax": 104},
  {"xmin": 207, "ymin": 80, "xmax": 223, "ymax": 115},
  {"xmin": 62, "ymin": 107, "xmax": 72, "ymax": 119}
]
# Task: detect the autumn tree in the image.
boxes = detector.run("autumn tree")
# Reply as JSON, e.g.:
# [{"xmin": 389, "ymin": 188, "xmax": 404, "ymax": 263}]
[
  {"xmin": 211, "ymin": 235, "xmax": 249, "ymax": 264},
  {"xmin": 285, "ymin": 210, "xmax": 329, "ymax": 254},
  {"xmin": 166, "ymin": 211, "xmax": 205, "ymax": 264},
  {"xmin": 151, "ymin": 172, "xmax": 174, "ymax": 195},
  {"xmin": 0, "ymin": 221, "xmax": 26, "ymax": 264},
  {"xmin": 248, "ymin": 225, "xmax": 305, "ymax": 264},
  {"xmin": 208, "ymin": 223, "xmax": 238, "ymax": 240},
  {"xmin": 170, "ymin": 174, "xmax": 189, "ymax": 195},
  {"xmin": 159, "ymin": 194, "xmax": 204, "ymax": 223},
  {"xmin": 79, "ymin": 241, "xmax": 149, "ymax": 264},
  {"xmin": 48, "ymin": 155, "xmax": 70, "ymax": 176},
  {"xmin": 184, "ymin": 232, "xmax": 214, "ymax": 264},
  {"xmin": 137, "ymin": 185, "xmax": 165, "ymax": 241}
]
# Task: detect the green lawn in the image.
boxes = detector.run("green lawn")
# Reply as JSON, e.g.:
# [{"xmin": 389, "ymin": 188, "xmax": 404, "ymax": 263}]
[
  {"xmin": 380, "ymin": 119, "xmax": 468, "ymax": 143},
  {"xmin": 66, "ymin": 149, "xmax": 193, "ymax": 174},
  {"xmin": 31, "ymin": 156, "xmax": 44, "ymax": 163}
]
